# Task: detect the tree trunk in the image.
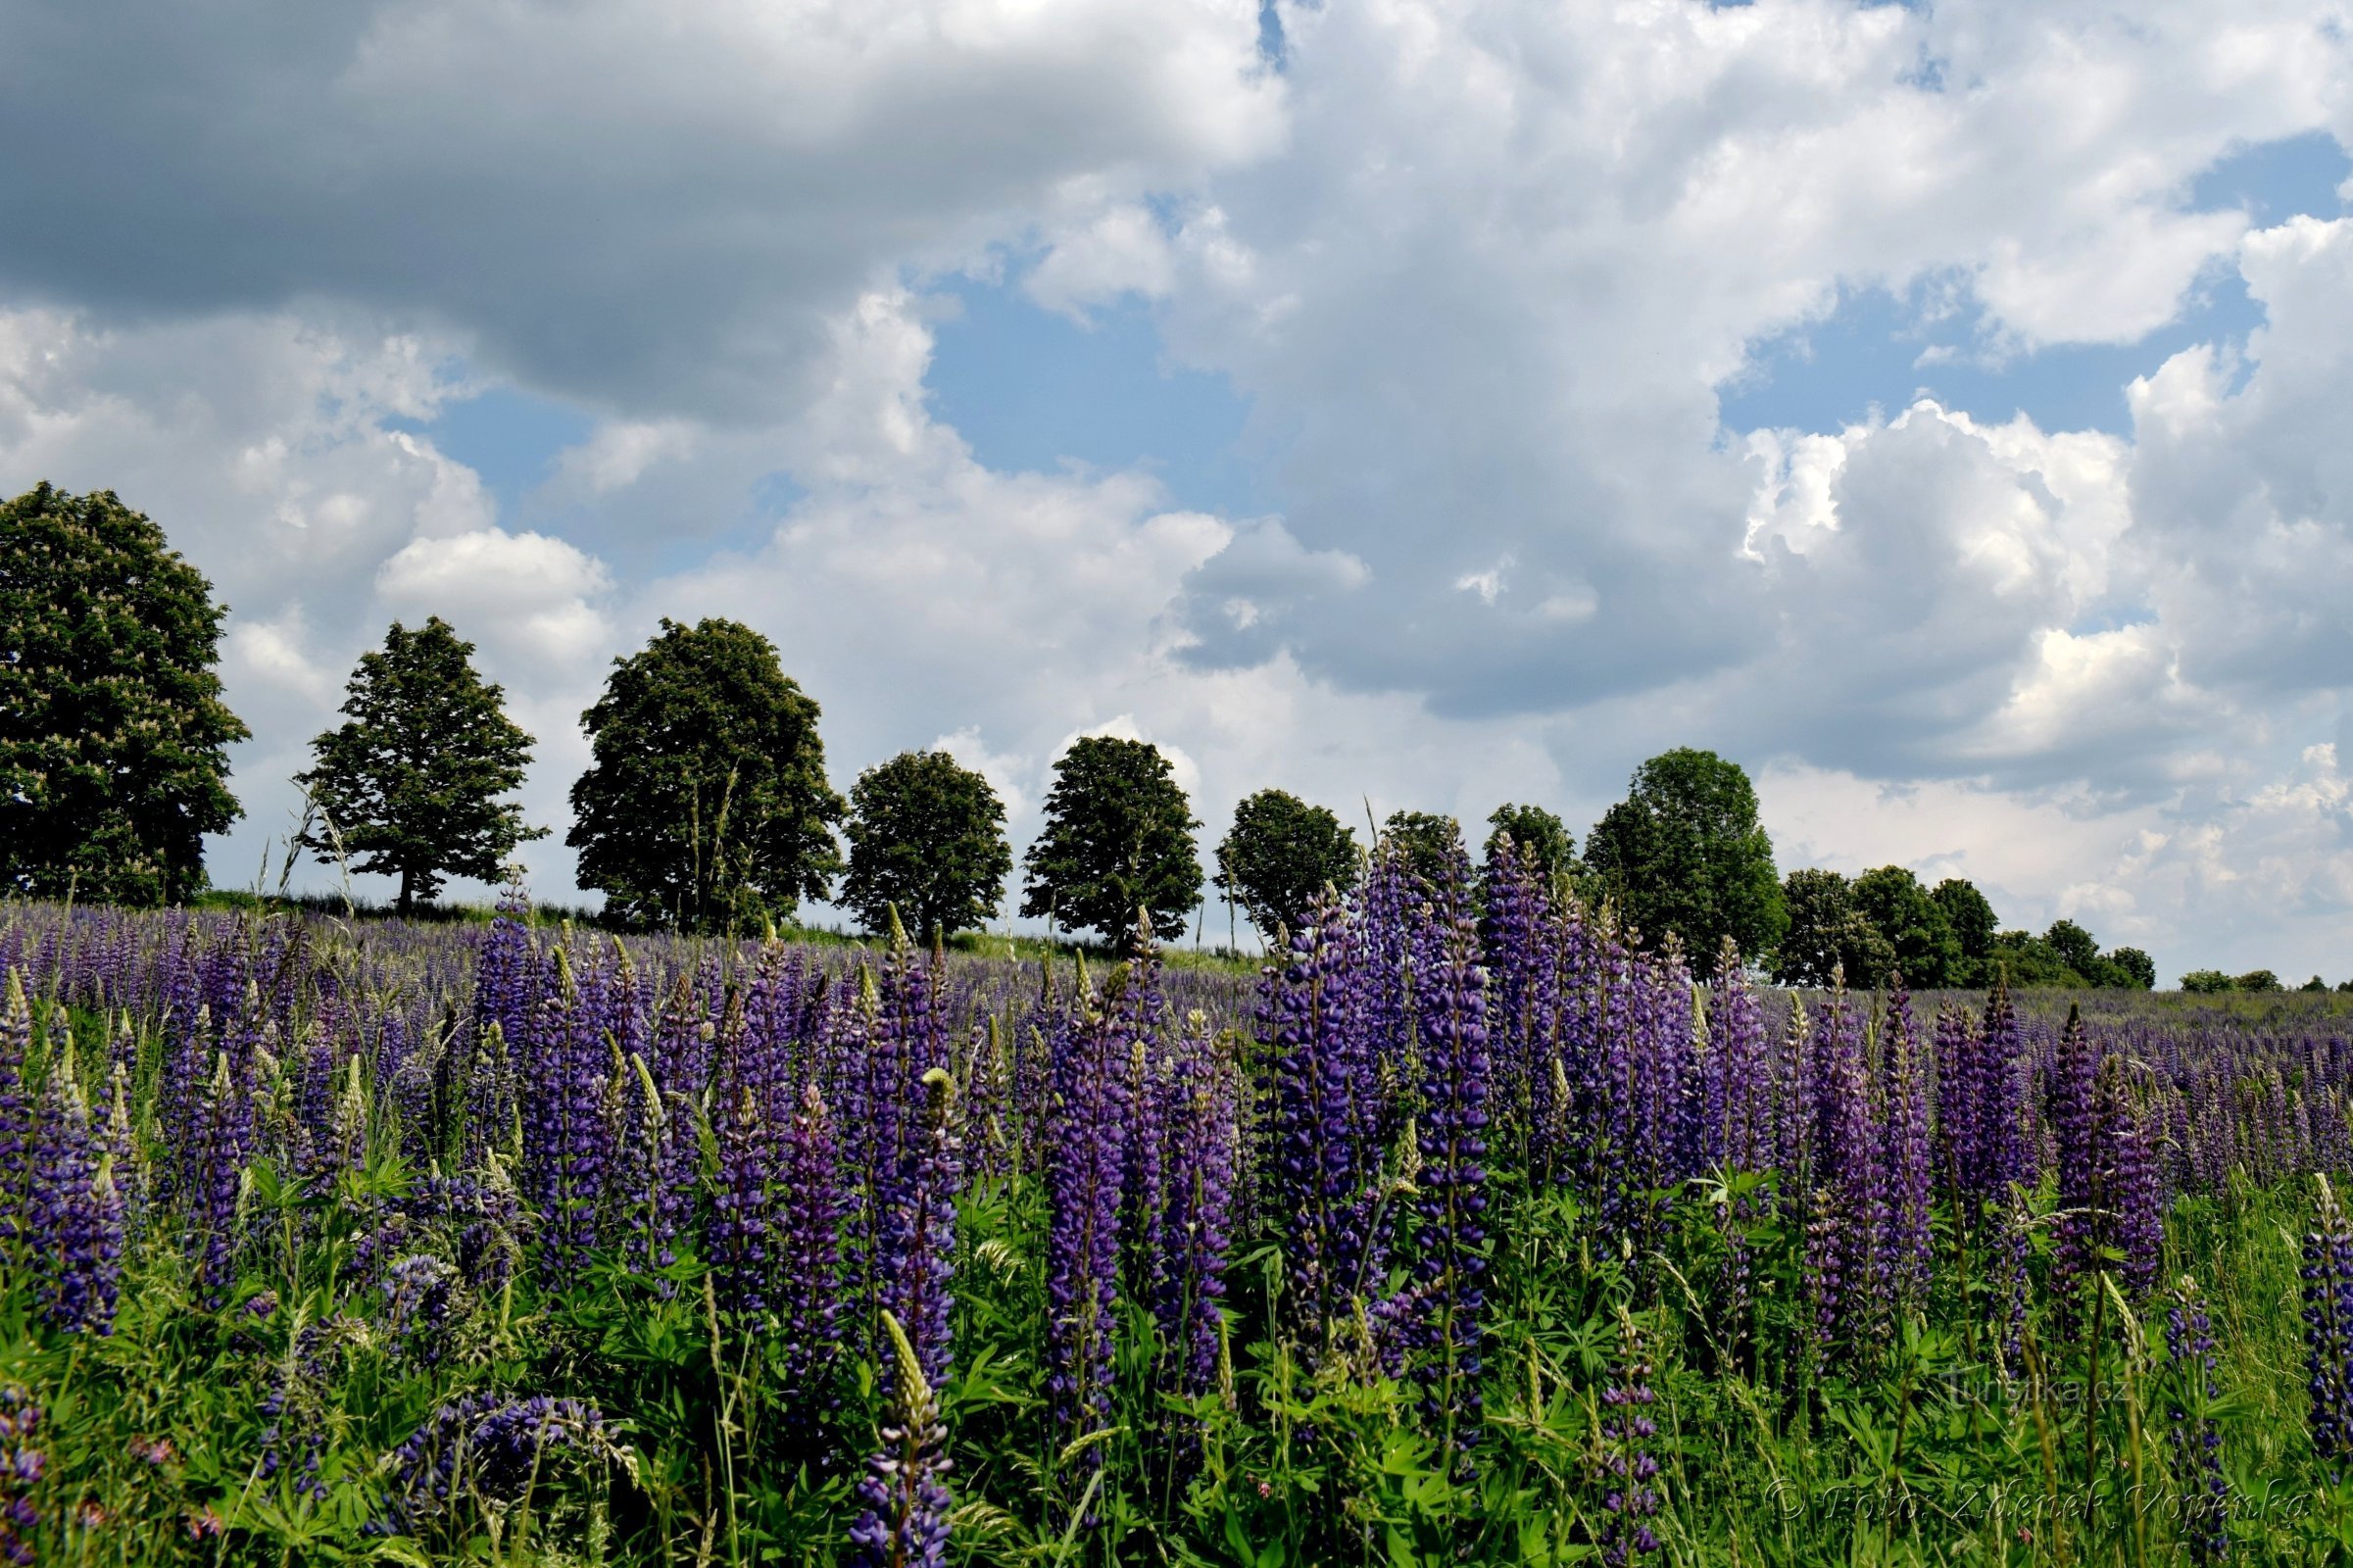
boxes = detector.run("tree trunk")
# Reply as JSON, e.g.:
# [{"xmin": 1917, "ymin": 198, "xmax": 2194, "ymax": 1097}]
[{"xmin": 398, "ymin": 867, "xmax": 414, "ymax": 917}]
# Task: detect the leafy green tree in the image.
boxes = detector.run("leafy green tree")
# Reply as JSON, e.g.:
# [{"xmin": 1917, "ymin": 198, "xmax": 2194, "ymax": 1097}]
[
  {"xmin": 2042, "ymin": 919, "xmax": 2102, "ymax": 979},
  {"xmin": 2233, "ymin": 968, "xmax": 2284, "ymax": 994},
  {"xmin": 292, "ymin": 617, "xmax": 543, "ymax": 915},
  {"xmin": 1931, "ymin": 878, "xmax": 1999, "ymax": 984},
  {"xmin": 567, "ymin": 618, "xmax": 844, "ymax": 934},
  {"xmin": 1585, "ymin": 749, "xmax": 1786, "ymax": 960},
  {"xmin": 1483, "ymin": 803, "xmax": 1575, "ymax": 881},
  {"xmin": 2300, "ymin": 974, "xmax": 2329, "ymax": 994},
  {"xmin": 1851, "ymin": 866, "xmax": 1962, "ymax": 989},
  {"xmin": 1769, "ymin": 867, "xmax": 1893, "ymax": 989},
  {"xmin": 2103, "ymin": 947, "xmax": 2157, "ymax": 991},
  {"xmin": 1382, "ymin": 809, "xmax": 1463, "ymax": 891},
  {"xmin": 1989, "ymin": 930, "xmax": 2087, "ymax": 988},
  {"xmin": 1020, "ymin": 736, "xmax": 1201, "ymax": 943},
  {"xmin": 1215, "ymin": 789, "xmax": 1358, "ymax": 942},
  {"xmin": 840, "ymin": 750, "xmax": 1012, "ymax": 945},
  {"xmin": 1, "ymin": 483, "xmax": 249, "ymax": 905},
  {"xmin": 2179, "ymin": 968, "xmax": 2234, "ymax": 995}
]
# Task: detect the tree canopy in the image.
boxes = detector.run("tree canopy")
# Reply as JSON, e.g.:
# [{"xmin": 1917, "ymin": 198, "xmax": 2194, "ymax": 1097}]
[
  {"xmin": 1381, "ymin": 809, "xmax": 1464, "ymax": 893},
  {"xmin": 1931, "ymin": 878, "xmax": 1999, "ymax": 984},
  {"xmin": 841, "ymin": 750, "xmax": 1012, "ymax": 945},
  {"xmin": 1215, "ymin": 788, "xmax": 1358, "ymax": 942},
  {"xmin": 1850, "ymin": 865, "xmax": 1962, "ymax": 989},
  {"xmin": 1585, "ymin": 748, "xmax": 1786, "ymax": 960},
  {"xmin": 1769, "ymin": 867, "xmax": 1893, "ymax": 989},
  {"xmin": 1020, "ymin": 736, "xmax": 1201, "ymax": 943},
  {"xmin": 567, "ymin": 617, "xmax": 843, "ymax": 934},
  {"xmin": 294, "ymin": 617, "xmax": 543, "ymax": 913},
  {"xmin": 1483, "ymin": 803, "xmax": 1576, "ymax": 885},
  {"xmin": 1, "ymin": 483, "xmax": 248, "ymax": 905}
]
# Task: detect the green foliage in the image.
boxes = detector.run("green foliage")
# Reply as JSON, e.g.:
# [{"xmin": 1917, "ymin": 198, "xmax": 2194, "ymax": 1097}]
[
  {"xmin": 2235, "ymin": 968, "xmax": 2285, "ymax": 993},
  {"xmin": 1482, "ymin": 803, "xmax": 1574, "ymax": 882},
  {"xmin": 292, "ymin": 617, "xmax": 544, "ymax": 913},
  {"xmin": 840, "ymin": 749, "xmax": 1012, "ymax": 944},
  {"xmin": 1849, "ymin": 865, "xmax": 1962, "ymax": 989},
  {"xmin": 0, "ymin": 483, "xmax": 248, "ymax": 905},
  {"xmin": 566, "ymin": 617, "xmax": 844, "ymax": 934},
  {"xmin": 1990, "ymin": 928, "xmax": 2088, "ymax": 987},
  {"xmin": 2302, "ymin": 974, "xmax": 2330, "ymax": 993},
  {"xmin": 1018, "ymin": 735, "xmax": 1201, "ymax": 941},
  {"xmin": 2104, "ymin": 945, "xmax": 2158, "ymax": 990},
  {"xmin": 1769, "ymin": 866, "xmax": 1892, "ymax": 988},
  {"xmin": 1930, "ymin": 877, "xmax": 1998, "ymax": 979},
  {"xmin": 1585, "ymin": 748, "xmax": 1786, "ymax": 959},
  {"xmin": 1381, "ymin": 808, "xmax": 1463, "ymax": 890},
  {"xmin": 1214, "ymin": 788, "xmax": 1358, "ymax": 941},
  {"xmin": 2042, "ymin": 917, "xmax": 2101, "ymax": 977},
  {"xmin": 2181, "ymin": 968, "xmax": 2235, "ymax": 994}
]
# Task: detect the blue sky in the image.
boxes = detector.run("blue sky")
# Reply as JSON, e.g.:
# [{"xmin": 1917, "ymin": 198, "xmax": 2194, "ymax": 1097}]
[{"xmin": 3, "ymin": 0, "xmax": 2351, "ymax": 981}]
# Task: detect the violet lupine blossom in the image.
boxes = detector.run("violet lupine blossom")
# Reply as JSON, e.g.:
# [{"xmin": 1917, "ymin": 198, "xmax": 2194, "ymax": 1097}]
[
  {"xmin": 1045, "ymin": 998, "xmax": 1131, "ymax": 1493},
  {"xmin": 517, "ymin": 949, "xmax": 613, "ymax": 1282},
  {"xmin": 28, "ymin": 1053, "xmax": 123, "ymax": 1335},
  {"xmin": 1595, "ymin": 1316, "xmax": 1662, "ymax": 1565},
  {"xmin": 0, "ymin": 973, "xmax": 29, "ymax": 1258},
  {"xmin": 1702, "ymin": 939, "xmax": 1776, "ymax": 1186},
  {"xmin": 1262, "ymin": 896, "xmax": 1381, "ymax": 1348},
  {"xmin": 619, "ymin": 1055, "xmax": 696, "ymax": 1298},
  {"xmin": 2098, "ymin": 1058, "xmax": 2166, "ymax": 1301},
  {"xmin": 1880, "ymin": 980, "xmax": 1934, "ymax": 1313},
  {"xmin": 379, "ymin": 1392, "xmax": 606, "ymax": 1537},
  {"xmin": 2302, "ymin": 1174, "xmax": 2353, "ymax": 1466},
  {"xmin": 2163, "ymin": 1277, "xmax": 2230, "ymax": 1563},
  {"xmin": 1149, "ymin": 1018, "xmax": 1237, "ymax": 1412},
  {"xmin": 847, "ymin": 1310, "xmax": 954, "ymax": 1568},
  {"xmin": 778, "ymin": 1080, "xmax": 847, "ymax": 1398},
  {"xmin": 1480, "ymin": 836, "xmax": 1558, "ymax": 1176},
  {"xmin": 709, "ymin": 1078, "xmax": 776, "ymax": 1322},
  {"xmin": 0, "ymin": 1389, "xmax": 40, "ymax": 1567},
  {"xmin": 382, "ymin": 1254, "xmax": 457, "ymax": 1366},
  {"xmin": 1407, "ymin": 833, "xmax": 1491, "ymax": 1461},
  {"xmin": 1808, "ymin": 978, "xmax": 1887, "ymax": 1348},
  {"xmin": 2049, "ymin": 1004, "xmax": 2102, "ymax": 1309},
  {"xmin": 188, "ymin": 1048, "xmax": 256, "ymax": 1306}
]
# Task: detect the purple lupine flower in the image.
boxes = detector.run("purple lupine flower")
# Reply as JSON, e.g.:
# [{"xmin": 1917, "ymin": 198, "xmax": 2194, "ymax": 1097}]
[
  {"xmin": 2049, "ymin": 1004, "xmax": 2101, "ymax": 1309},
  {"xmin": 2100, "ymin": 1057, "xmax": 2166, "ymax": 1301},
  {"xmin": 1407, "ymin": 829, "xmax": 1490, "ymax": 1462},
  {"xmin": 1149, "ymin": 1015, "xmax": 1237, "ymax": 1416},
  {"xmin": 188, "ymin": 1048, "xmax": 256, "ymax": 1306},
  {"xmin": 1703, "ymin": 939, "xmax": 1776, "ymax": 1184},
  {"xmin": 847, "ymin": 1310, "xmax": 954, "ymax": 1568},
  {"xmin": 1045, "ymin": 994, "xmax": 1130, "ymax": 1497},
  {"xmin": 1808, "ymin": 976, "xmax": 1887, "ymax": 1348},
  {"xmin": 517, "ymin": 948, "xmax": 613, "ymax": 1281},
  {"xmin": 0, "ymin": 973, "xmax": 30, "ymax": 1260},
  {"xmin": 1594, "ymin": 1314, "xmax": 1661, "ymax": 1565},
  {"xmin": 2163, "ymin": 1277, "xmax": 2230, "ymax": 1563},
  {"xmin": 0, "ymin": 1389, "xmax": 40, "ymax": 1567},
  {"xmin": 2303, "ymin": 1174, "xmax": 2353, "ymax": 1467},
  {"xmin": 1262, "ymin": 895, "xmax": 1381, "ymax": 1348},
  {"xmin": 1480, "ymin": 836, "xmax": 1558, "ymax": 1177},
  {"xmin": 1881, "ymin": 979, "xmax": 1934, "ymax": 1313},
  {"xmin": 1116, "ymin": 933, "xmax": 1171, "ymax": 1305},
  {"xmin": 709, "ymin": 1076, "xmax": 775, "ymax": 1322},
  {"xmin": 778, "ymin": 1080, "xmax": 846, "ymax": 1398},
  {"xmin": 383, "ymin": 1255, "xmax": 457, "ymax": 1367},
  {"xmin": 28, "ymin": 1053, "xmax": 122, "ymax": 1335},
  {"xmin": 379, "ymin": 1392, "xmax": 606, "ymax": 1538}
]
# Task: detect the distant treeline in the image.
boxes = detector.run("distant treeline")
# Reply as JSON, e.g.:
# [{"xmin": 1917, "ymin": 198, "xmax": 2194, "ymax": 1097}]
[{"xmin": 0, "ymin": 482, "xmax": 2319, "ymax": 989}]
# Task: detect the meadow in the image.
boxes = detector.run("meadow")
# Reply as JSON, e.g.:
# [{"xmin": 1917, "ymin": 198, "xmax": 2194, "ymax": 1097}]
[{"xmin": 5, "ymin": 842, "xmax": 2352, "ymax": 1565}]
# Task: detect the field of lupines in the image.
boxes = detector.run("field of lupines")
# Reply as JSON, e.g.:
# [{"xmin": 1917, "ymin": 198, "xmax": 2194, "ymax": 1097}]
[{"xmin": 5, "ymin": 836, "xmax": 2353, "ymax": 1563}]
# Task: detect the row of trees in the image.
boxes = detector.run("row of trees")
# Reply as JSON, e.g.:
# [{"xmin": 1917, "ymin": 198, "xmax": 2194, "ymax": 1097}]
[{"xmin": 0, "ymin": 484, "xmax": 2279, "ymax": 986}]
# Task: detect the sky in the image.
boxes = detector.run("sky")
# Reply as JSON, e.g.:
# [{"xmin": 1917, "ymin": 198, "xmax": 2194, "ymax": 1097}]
[{"xmin": 3, "ymin": 0, "xmax": 2351, "ymax": 983}]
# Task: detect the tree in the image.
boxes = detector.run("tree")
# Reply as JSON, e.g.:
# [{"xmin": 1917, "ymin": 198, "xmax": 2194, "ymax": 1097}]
[
  {"xmin": 1, "ymin": 484, "xmax": 248, "ymax": 905},
  {"xmin": 1382, "ymin": 809, "xmax": 1463, "ymax": 891},
  {"xmin": 568, "ymin": 618, "xmax": 844, "ymax": 934},
  {"xmin": 1020, "ymin": 736, "xmax": 1201, "ymax": 943},
  {"xmin": 1931, "ymin": 878, "xmax": 1999, "ymax": 985},
  {"xmin": 841, "ymin": 750, "xmax": 1012, "ymax": 945},
  {"xmin": 2042, "ymin": 919, "xmax": 2102, "ymax": 979},
  {"xmin": 1988, "ymin": 930, "xmax": 2086, "ymax": 988},
  {"xmin": 1769, "ymin": 867, "xmax": 1893, "ymax": 989},
  {"xmin": 2103, "ymin": 947, "xmax": 2157, "ymax": 991},
  {"xmin": 1483, "ymin": 803, "xmax": 1576, "ymax": 883},
  {"xmin": 293, "ymin": 617, "xmax": 543, "ymax": 914},
  {"xmin": 1585, "ymin": 749, "xmax": 1786, "ymax": 960},
  {"xmin": 2233, "ymin": 968, "xmax": 2283, "ymax": 994},
  {"xmin": 2180, "ymin": 969, "xmax": 2233, "ymax": 994},
  {"xmin": 1851, "ymin": 866, "xmax": 1962, "ymax": 989},
  {"xmin": 1214, "ymin": 789, "xmax": 1358, "ymax": 942},
  {"xmin": 2300, "ymin": 974, "xmax": 2329, "ymax": 994}
]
